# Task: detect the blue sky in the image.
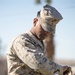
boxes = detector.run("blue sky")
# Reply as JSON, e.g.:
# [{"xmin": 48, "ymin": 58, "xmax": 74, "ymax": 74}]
[{"xmin": 0, "ymin": 0, "xmax": 75, "ymax": 60}]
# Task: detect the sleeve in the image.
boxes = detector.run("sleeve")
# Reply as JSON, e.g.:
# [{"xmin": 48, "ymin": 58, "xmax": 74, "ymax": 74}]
[{"xmin": 13, "ymin": 36, "xmax": 63, "ymax": 75}]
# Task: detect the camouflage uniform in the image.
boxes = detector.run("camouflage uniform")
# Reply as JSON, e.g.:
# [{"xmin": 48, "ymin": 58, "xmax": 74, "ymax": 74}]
[{"xmin": 7, "ymin": 31, "xmax": 63, "ymax": 75}]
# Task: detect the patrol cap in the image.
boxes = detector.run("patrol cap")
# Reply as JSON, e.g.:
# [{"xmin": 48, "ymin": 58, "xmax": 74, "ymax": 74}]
[{"xmin": 39, "ymin": 4, "xmax": 63, "ymax": 32}]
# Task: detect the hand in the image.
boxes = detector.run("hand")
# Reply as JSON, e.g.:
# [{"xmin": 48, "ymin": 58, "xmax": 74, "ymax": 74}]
[
  {"xmin": 63, "ymin": 66, "xmax": 72, "ymax": 75},
  {"xmin": 63, "ymin": 66, "xmax": 69, "ymax": 72}
]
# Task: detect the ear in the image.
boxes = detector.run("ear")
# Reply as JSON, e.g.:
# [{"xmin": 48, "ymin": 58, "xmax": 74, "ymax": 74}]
[{"xmin": 33, "ymin": 18, "xmax": 38, "ymax": 26}]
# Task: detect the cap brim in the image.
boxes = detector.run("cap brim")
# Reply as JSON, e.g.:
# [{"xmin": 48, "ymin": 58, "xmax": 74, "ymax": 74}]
[{"xmin": 41, "ymin": 22, "xmax": 54, "ymax": 32}]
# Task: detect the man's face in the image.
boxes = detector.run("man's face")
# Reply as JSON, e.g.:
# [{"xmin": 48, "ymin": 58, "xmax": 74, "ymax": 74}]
[
  {"xmin": 36, "ymin": 25, "xmax": 50, "ymax": 40},
  {"xmin": 34, "ymin": 19, "xmax": 52, "ymax": 40}
]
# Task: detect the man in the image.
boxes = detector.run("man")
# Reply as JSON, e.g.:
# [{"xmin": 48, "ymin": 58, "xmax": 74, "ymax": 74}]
[{"xmin": 7, "ymin": 4, "xmax": 71, "ymax": 75}]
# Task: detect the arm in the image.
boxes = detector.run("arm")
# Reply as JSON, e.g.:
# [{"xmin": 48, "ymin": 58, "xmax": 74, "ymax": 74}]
[{"xmin": 13, "ymin": 36, "xmax": 63, "ymax": 75}]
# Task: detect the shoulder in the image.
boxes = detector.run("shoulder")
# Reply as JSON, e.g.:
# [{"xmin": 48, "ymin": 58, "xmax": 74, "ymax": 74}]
[
  {"xmin": 7, "ymin": 32, "xmax": 28, "ymax": 50},
  {"xmin": 13, "ymin": 31, "xmax": 36, "ymax": 48},
  {"xmin": 12, "ymin": 31, "xmax": 29, "ymax": 43}
]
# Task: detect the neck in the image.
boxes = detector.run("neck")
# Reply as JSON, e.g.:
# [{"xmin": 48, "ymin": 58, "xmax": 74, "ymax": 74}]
[
  {"xmin": 30, "ymin": 28, "xmax": 42, "ymax": 42},
  {"xmin": 30, "ymin": 27, "xmax": 36, "ymax": 36}
]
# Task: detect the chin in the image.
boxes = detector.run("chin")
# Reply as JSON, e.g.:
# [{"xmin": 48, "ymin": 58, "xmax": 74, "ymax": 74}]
[
  {"xmin": 41, "ymin": 38, "xmax": 45, "ymax": 41},
  {"xmin": 39, "ymin": 36, "xmax": 45, "ymax": 41}
]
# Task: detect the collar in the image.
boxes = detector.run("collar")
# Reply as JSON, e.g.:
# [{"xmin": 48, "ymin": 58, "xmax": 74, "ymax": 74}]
[{"xmin": 26, "ymin": 31, "xmax": 44, "ymax": 49}]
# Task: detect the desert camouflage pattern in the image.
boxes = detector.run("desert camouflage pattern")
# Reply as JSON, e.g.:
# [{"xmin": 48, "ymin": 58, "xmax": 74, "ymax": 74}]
[
  {"xmin": 7, "ymin": 31, "xmax": 63, "ymax": 75},
  {"xmin": 40, "ymin": 4, "xmax": 63, "ymax": 33}
]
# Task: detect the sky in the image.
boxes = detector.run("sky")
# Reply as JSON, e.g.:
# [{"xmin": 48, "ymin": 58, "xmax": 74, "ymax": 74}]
[{"xmin": 0, "ymin": 0, "xmax": 75, "ymax": 60}]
